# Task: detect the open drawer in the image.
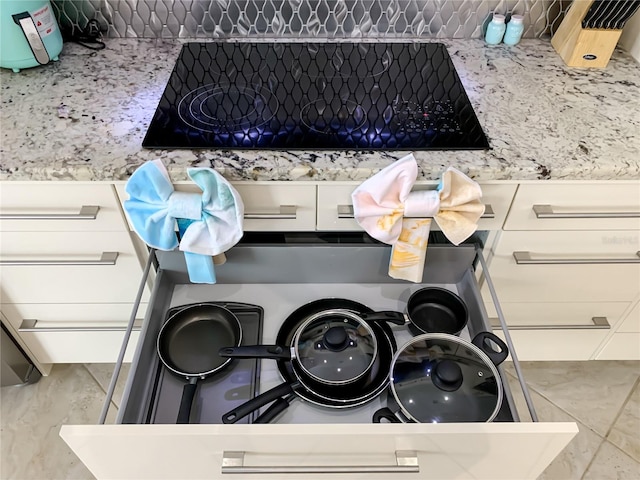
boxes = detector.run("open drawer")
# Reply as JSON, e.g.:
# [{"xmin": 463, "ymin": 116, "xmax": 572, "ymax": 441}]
[{"xmin": 60, "ymin": 243, "xmax": 577, "ymax": 480}]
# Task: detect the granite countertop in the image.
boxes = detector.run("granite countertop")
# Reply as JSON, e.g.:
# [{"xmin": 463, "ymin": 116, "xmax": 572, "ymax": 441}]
[{"xmin": 1, "ymin": 38, "xmax": 639, "ymax": 182}]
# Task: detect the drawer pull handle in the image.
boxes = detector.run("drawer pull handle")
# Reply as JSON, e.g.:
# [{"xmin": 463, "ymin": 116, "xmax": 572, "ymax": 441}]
[
  {"xmin": 337, "ymin": 204, "xmax": 495, "ymax": 219},
  {"xmin": 0, "ymin": 251, "xmax": 118, "ymax": 266},
  {"xmin": 244, "ymin": 205, "xmax": 297, "ymax": 220},
  {"xmin": 513, "ymin": 251, "xmax": 640, "ymax": 265},
  {"xmin": 533, "ymin": 204, "xmax": 640, "ymax": 219},
  {"xmin": 19, "ymin": 319, "xmax": 143, "ymax": 332},
  {"xmin": 0, "ymin": 205, "xmax": 100, "ymax": 220},
  {"xmin": 490, "ymin": 317, "xmax": 611, "ymax": 330},
  {"xmin": 221, "ymin": 450, "xmax": 419, "ymax": 474}
]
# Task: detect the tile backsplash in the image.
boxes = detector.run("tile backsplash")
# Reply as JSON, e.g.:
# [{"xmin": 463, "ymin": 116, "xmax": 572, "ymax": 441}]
[{"xmin": 52, "ymin": 0, "xmax": 569, "ymax": 39}]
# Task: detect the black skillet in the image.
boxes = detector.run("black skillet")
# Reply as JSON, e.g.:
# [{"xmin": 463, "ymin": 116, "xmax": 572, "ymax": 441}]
[
  {"xmin": 221, "ymin": 299, "xmax": 396, "ymax": 424},
  {"xmin": 157, "ymin": 303, "xmax": 242, "ymax": 424}
]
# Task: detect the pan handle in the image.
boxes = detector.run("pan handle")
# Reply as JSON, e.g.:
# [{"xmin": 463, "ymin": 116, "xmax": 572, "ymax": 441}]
[
  {"xmin": 472, "ymin": 332, "xmax": 509, "ymax": 366},
  {"xmin": 222, "ymin": 382, "xmax": 296, "ymax": 424},
  {"xmin": 372, "ymin": 407, "xmax": 402, "ymax": 423},
  {"xmin": 359, "ymin": 311, "xmax": 406, "ymax": 326},
  {"xmin": 177, "ymin": 377, "xmax": 198, "ymax": 424},
  {"xmin": 219, "ymin": 345, "xmax": 292, "ymax": 360},
  {"xmin": 253, "ymin": 396, "xmax": 293, "ymax": 424}
]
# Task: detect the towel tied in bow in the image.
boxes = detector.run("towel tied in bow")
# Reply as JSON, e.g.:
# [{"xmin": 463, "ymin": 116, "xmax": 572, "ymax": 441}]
[
  {"xmin": 124, "ymin": 160, "xmax": 244, "ymax": 284},
  {"xmin": 351, "ymin": 154, "xmax": 484, "ymax": 282}
]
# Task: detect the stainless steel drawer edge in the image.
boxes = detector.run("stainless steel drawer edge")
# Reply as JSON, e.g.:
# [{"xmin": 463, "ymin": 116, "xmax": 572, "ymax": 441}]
[
  {"xmin": 476, "ymin": 246, "xmax": 539, "ymax": 422},
  {"xmin": 99, "ymin": 249, "xmax": 156, "ymax": 425}
]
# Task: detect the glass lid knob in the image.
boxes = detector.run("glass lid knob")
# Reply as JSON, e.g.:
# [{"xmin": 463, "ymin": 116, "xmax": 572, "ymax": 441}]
[
  {"xmin": 432, "ymin": 359, "xmax": 463, "ymax": 392},
  {"xmin": 323, "ymin": 326, "xmax": 350, "ymax": 351}
]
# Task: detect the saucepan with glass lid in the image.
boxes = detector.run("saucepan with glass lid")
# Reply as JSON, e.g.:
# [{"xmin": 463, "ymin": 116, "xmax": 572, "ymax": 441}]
[{"xmin": 373, "ymin": 331, "xmax": 509, "ymax": 424}]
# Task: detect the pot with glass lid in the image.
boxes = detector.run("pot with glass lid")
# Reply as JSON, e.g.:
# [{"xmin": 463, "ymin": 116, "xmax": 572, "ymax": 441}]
[{"xmin": 373, "ymin": 332, "xmax": 509, "ymax": 424}]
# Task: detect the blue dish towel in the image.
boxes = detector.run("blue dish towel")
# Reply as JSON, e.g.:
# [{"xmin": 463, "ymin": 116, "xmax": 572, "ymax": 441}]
[{"xmin": 124, "ymin": 160, "xmax": 244, "ymax": 283}]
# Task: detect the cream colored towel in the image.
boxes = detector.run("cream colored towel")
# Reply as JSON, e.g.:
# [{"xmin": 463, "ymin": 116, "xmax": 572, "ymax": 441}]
[{"xmin": 351, "ymin": 154, "xmax": 484, "ymax": 282}]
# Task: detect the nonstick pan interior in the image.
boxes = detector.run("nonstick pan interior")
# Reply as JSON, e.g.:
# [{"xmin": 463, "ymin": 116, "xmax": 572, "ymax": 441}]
[
  {"xmin": 157, "ymin": 303, "xmax": 242, "ymax": 423},
  {"xmin": 158, "ymin": 304, "xmax": 242, "ymax": 376}
]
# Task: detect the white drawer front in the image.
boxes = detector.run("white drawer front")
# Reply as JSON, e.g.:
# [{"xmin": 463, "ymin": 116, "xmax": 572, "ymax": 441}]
[
  {"xmin": 504, "ymin": 183, "xmax": 640, "ymax": 231},
  {"xmin": 0, "ymin": 231, "xmax": 148, "ymax": 304},
  {"xmin": 234, "ymin": 184, "xmax": 316, "ymax": 231},
  {"xmin": 0, "ymin": 303, "xmax": 146, "ymax": 364},
  {"xmin": 596, "ymin": 333, "xmax": 640, "ymax": 360},
  {"xmin": 486, "ymin": 301, "xmax": 628, "ymax": 360},
  {"xmin": 117, "ymin": 183, "xmax": 317, "ymax": 232},
  {"xmin": 487, "ymin": 230, "xmax": 640, "ymax": 302},
  {"xmin": 316, "ymin": 184, "xmax": 360, "ymax": 231},
  {"xmin": 316, "ymin": 183, "xmax": 515, "ymax": 231},
  {"xmin": 60, "ymin": 423, "xmax": 577, "ymax": 480},
  {"xmin": 0, "ymin": 183, "xmax": 125, "ymax": 232},
  {"xmin": 617, "ymin": 301, "xmax": 640, "ymax": 333}
]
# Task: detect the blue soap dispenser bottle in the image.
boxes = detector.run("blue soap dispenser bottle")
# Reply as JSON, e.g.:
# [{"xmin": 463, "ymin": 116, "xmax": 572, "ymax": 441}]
[
  {"xmin": 485, "ymin": 13, "xmax": 506, "ymax": 45},
  {"xmin": 504, "ymin": 15, "xmax": 525, "ymax": 46}
]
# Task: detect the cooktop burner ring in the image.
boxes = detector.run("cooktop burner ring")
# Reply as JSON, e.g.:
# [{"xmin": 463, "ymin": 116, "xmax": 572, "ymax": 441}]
[
  {"xmin": 177, "ymin": 83, "xmax": 279, "ymax": 132},
  {"xmin": 300, "ymin": 99, "xmax": 367, "ymax": 135}
]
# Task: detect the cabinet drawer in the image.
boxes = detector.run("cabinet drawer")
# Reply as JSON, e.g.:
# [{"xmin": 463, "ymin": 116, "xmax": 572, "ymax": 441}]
[
  {"xmin": 0, "ymin": 183, "xmax": 125, "ymax": 232},
  {"xmin": 616, "ymin": 301, "xmax": 640, "ymax": 333},
  {"xmin": 504, "ymin": 183, "xmax": 640, "ymax": 231},
  {"xmin": 0, "ymin": 303, "xmax": 146, "ymax": 364},
  {"xmin": 60, "ymin": 244, "xmax": 579, "ymax": 480},
  {"xmin": 116, "ymin": 183, "xmax": 317, "ymax": 232},
  {"xmin": 0, "ymin": 231, "xmax": 148, "ymax": 304},
  {"xmin": 486, "ymin": 302, "xmax": 628, "ymax": 361},
  {"xmin": 316, "ymin": 183, "xmax": 515, "ymax": 231},
  {"xmin": 61, "ymin": 422, "xmax": 577, "ymax": 480},
  {"xmin": 486, "ymin": 230, "xmax": 640, "ymax": 302},
  {"xmin": 234, "ymin": 184, "xmax": 317, "ymax": 231},
  {"xmin": 596, "ymin": 333, "xmax": 640, "ymax": 360}
]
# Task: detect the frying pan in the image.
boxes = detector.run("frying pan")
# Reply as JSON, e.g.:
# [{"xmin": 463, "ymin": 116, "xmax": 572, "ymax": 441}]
[
  {"xmin": 221, "ymin": 299, "xmax": 396, "ymax": 423},
  {"xmin": 221, "ymin": 308, "xmax": 380, "ymax": 387},
  {"xmin": 157, "ymin": 303, "xmax": 242, "ymax": 424}
]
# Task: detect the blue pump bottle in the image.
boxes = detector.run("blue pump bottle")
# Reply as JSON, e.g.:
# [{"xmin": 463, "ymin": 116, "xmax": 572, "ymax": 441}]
[
  {"xmin": 485, "ymin": 13, "xmax": 506, "ymax": 45},
  {"xmin": 504, "ymin": 15, "xmax": 525, "ymax": 46}
]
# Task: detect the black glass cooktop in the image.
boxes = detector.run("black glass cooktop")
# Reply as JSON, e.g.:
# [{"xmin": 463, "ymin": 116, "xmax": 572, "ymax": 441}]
[{"xmin": 143, "ymin": 42, "xmax": 489, "ymax": 150}]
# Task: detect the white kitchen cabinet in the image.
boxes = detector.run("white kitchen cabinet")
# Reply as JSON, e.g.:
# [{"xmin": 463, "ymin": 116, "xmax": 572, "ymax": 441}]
[
  {"xmin": 483, "ymin": 230, "xmax": 640, "ymax": 303},
  {"xmin": 484, "ymin": 182, "xmax": 640, "ymax": 360},
  {"xmin": 0, "ymin": 182, "xmax": 149, "ymax": 369},
  {"xmin": 488, "ymin": 302, "xmax": 630, "ymax": 361},
  {"xmin": 0, "ymin": 303, "xmax": 146, "ymax": 364},
  {"xmin": 0, "ymin": 231, "xmax": 149, "ymax": 304},
  {"xmin": 0, "ymin": 183, "xmax": 126, "ymax": 232},
  {"xmin": 614, "ymin": 299, "xmax": 640, "ymax": 332},
  {"xmin": 504, "ymin": 182, "xmax": 640, "ymax": 231},
  {"xmin": 596, "ymin": 333, "xmax": 640, "ymax": 360},
  {"xmin": 595, "ymin": 301, "xmax": 640, "ymax": 360},
  {"xmin": 115, "ymin": 181, "xmax": 317, "ymax": 232},
  {"xmin": 233, "ymin": 183, "xmax": 317, "ymax": 231},
  {"xmin": 316, "ymin": 182, "xmax": 517, "ymax": 232}
]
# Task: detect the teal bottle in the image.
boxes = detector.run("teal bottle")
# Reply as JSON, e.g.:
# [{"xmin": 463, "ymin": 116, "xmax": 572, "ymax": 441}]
[
  {"xmin": 484, "ymin": 13, "xmax": 506, "ymax": 45},
  {"xmin": 504, "ymin": 15, "xmax": 525, "ymax": 46}
]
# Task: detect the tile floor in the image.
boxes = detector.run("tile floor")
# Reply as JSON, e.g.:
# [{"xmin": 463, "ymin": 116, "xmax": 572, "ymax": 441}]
[{"xmin": 1, "ymin": 361, "xmax": 639, "ymax": 479}]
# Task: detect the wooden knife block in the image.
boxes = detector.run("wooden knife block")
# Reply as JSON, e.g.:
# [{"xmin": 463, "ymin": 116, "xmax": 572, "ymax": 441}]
[{"xmin": 551, "ymin": 0, "xmax": 623, "ymax": 68}]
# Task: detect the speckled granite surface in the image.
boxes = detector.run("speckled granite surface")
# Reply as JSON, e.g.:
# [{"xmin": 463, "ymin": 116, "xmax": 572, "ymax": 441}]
[{"xmin": 1, "ymin": 38, "xmax": 639, "ymax": 182}]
